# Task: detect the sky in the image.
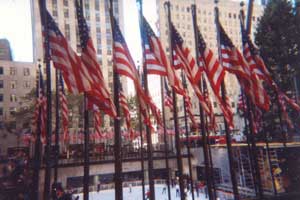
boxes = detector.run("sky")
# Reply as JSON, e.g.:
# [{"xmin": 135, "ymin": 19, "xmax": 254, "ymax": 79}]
[
  {"xmin": 0, "ymin": 0, "xmax": 263, "ymax": 63},
  {"xmin": 0, "ymin": 0, "xmax": 33, "ymax": 62},
  {"xmin": 0, "ymin": 0, "xmax": 157, "ymax": 63}
]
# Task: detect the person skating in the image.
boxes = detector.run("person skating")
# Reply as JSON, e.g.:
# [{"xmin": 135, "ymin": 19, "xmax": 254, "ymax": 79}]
[
  {"xmin": 145, "ymin": 189, "xmax": 150, "ymax": 200},
  {"xmin": 176, "ymin": 184, "xmax": 180, "ymax": 197}
]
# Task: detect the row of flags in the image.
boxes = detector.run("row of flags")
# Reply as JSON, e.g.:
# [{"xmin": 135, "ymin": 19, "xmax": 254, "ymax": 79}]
[{"xmin": 34, "ymin": 1, "xmax": 300, "ymax": 143}]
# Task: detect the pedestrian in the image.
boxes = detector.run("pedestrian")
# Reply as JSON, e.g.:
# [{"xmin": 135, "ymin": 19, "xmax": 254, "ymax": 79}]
[
  {"xmin": 97, "ymin": 181, "xmax": 101, "ymax": 192},
  {"xmin": 162, "ymin": 185, "xmax": 166, "ymax": 194},
  {"xmin": 176, "ymin": 184, "xmax": 180, "ymax": 197},
  {"xmin": 129, "ymin": 183, "xmax": 132, "ymax": 193}
]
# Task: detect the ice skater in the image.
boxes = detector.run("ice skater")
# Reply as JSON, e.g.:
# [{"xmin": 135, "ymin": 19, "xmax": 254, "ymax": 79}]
[
  {"xmin": 176, "ymin": 184, "xmax": 180, "ymax": 197},
  {"xmin": 145, "ymin": 189, "xmax": 150, "ymax": 200},
  {"xmin": 129, "ymin": 183, "xmax": 132, "ymax": 193},
  {"xmin": 162, "ymin": 185, "xmax": 166, "ymax": 194}
]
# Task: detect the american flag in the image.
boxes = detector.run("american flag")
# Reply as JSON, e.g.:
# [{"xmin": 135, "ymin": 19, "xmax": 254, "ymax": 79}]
[
  {"xmin": 219, "ymin": 21, "xmax": 270, "ymax": 111},
  {"xmin": 278, "ymin": 93, "xmax": 294, "ymax": 129},
  {"xmin": 75, "ymin": 1, "xmax": 116, "ymax": 118},
  {"xmin": 119, "ymin": 87, "xmax": 133, "ymax": 139},
  {"xmin": 36, "ymin": 67, "xmax": 47, "ymax": 142},
  {"xmin": 170, "ymin": 22, "xmax": 202, "ymax": 84},
  {"xmin": 169, "ymin": 24, "xmax": 211, "ymax": 117},
  {"xmin": 94, "ymin": 110, "xmax": 102, "ymax": 138},
  {"xmin": 164, "ymin": 79, "xmax": 173, "ymax": 111},
  {"xmin": 184, "ymin": 95, "xmax": 197, "ymax": 128},
  {"xmin": 149, "ymin": 97, "xmax": 163, "ymax": 127},
  {"xmin": 196, "ymin": 27, "xmax": 233, "ymax": 127},
  {"xmin": 241, "ymin": 23, "xmax": 300, "ymax": 114},
  {"xmin": 197, "ymin": 27, "xmax": 224, "ymax": 95},
  {"xmin": 112, "ymin": 17, "xmax": 151, "ymax": 127},
  {"xmin": 141, "ymin": 16, "xmax": 185, "ymax": 96},
  {"xmin": 45, "ymin": 11, "xmax": 91, "ymax": 94},
  {"xmin": 203, "ymin": 80, "xmax": 217, "ymax": 130},
  {"xmin": 240, "ymin": 23, "xmax": 273, "ymax": 83},
  {"xmin": 59, "ymin": 72, "xmax": 69, "ymax": 142}
]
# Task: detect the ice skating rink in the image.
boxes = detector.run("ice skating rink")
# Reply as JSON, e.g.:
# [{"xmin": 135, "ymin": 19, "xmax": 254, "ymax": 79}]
[{"xmin": 76, "ymin": 184, "xmax": 209, "ymax": 200}]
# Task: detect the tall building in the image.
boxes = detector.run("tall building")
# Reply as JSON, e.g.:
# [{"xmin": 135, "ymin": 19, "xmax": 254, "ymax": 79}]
[
  {"xmin": 156, "ymin": 0, "xmax": 264, "ymax": 133},
  {"xmin": 0, "ymin": 60, "xmax": 36, "ymax": 155},
  {"xmin": 32, "ymin": 0, "xmax": 126, "ymax": 127},
  {"xmin": 0, "ymin": 39, "xmax": 13, "ymax": 61}
]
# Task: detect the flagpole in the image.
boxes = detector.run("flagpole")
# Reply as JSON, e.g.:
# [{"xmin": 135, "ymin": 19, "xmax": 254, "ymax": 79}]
[
  {"xmin": 137, "ymin": 65, "xmax": 146, "ymax": 200},
  {"xmin": 191, "ymin": 5, "xmax": 215, "ymax": 200},
  {"xmin": 214, "ymin": 2, "xmax": 240, "ymax": 200},
  {"xmin": 38, "ymin": 0, "xmax": 53, "ymax": 199},
  {"xmin": 164, "ymin": 2, "xmax": 185, "ymax": 200},
  {"xmin": 53, "ymin": 69, "xmax": 60, "ymax": 188},
  {"xmin": 160, "ymin": 78, "xmax": 172, "ymax": 200},
  {"xmin": 205, "ymin": 114, "xmax": 217, "ymax": 198},
  {"xmin": 109, "ymin": 0, "xmax": 123, "ymax": 199},
  {"xmin": 246, "ymin": 0, "xmax": 254, "ymax": 35},
  {"xmin": 76, "ymin": 1, "xmax": 90, "ymax": 200},
  {"xmin": 181, "ymin": 73, "xmax": 195, "ymax": 200},
  {"xmin": 137, "ymin": 1, "xmax": 156, "ymax": 199},
  {"xmin": 138, "ymin": 111, "xmax": 146, "ymax": 200},
  {"xmin": 33, "ymin": 63, "xmax": 42, "ymax": 200}
]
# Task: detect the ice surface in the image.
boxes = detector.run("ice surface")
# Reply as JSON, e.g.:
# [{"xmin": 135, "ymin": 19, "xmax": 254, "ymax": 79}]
[{"xmin": 75, "ymin": 184, "xmax": 209, "ymax": 200}]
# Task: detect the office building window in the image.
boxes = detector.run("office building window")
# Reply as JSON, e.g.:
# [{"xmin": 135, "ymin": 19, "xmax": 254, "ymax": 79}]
[
  {"xmin": 0, "ymin": 94, "xmax": 3, "ymax": 102},
  {"xmin": 24, "ymin": 81, "xmax": 30, "ymax": 89},
  {"xmin": 95, "ymin": 0, "xmax": 100, "ymax": 10},
  {"xmin": 0, "ymin": 80, "xmax": 3, "ymax": 88},
  {"xmin": 10, "ymin": 67, "xmax": 16, "ymax": 75},
  {"xmin": 63, "ymin": 0, "xmax": 68, "ymax": 6},
  {"xmin": 0, "ymin": 107, "xmax": 2, "ymax": 115},
  {"xmin": 10, "ymin": 107, "xmax": 16, "ymax": 115},
  {"xmin": 0, "ymin": 67, "xmax": 3, "ymax": 75},
  {"xmin": 213, "ymin": 102, "xmax": 217, "ymax": 108},
  {"xmin": 231, "ymin": 102, "xmax": 235, "ymax": 108},
  {"xmin": 10, "ymin": 81, "xmax": 17, "ymax": 89},
  {"xmin": 65, "ymin": 24, "xmax": 70, "ymax": 40},
  {"xmin": 24, "ymin": 68, "xmax": 30, "ymax": 76},
  {"xmin": 64, "ymin": 9, "xmax": 69, "ymax": 18},
  {"xmin": 10, "ymin": 94, "xmax": 17, "ymax": 102}
]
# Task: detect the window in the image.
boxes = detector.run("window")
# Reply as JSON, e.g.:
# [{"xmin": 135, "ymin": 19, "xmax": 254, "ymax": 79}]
[
  {"xmin": 0, "ymin": 107, "xmax": 3, "ymax": 115},
  {"xmin": 228, "ymin": 13, "xmax": 232, "ymax": 18},
  {"xmin": 231, "ymin": 102, "xmax": 235, "ymax": 108},
  {"xmin": 24, "ymin": 68, "xmax": 30, "ymax": 76},
  {"xmin": 96, "ymin": 13, "xmax": 100, "ymax": 22},
  {"xmin": 64, "ymin": 9, "xmax": 69, "ymax": 18},
  {"xmin": 0, "ymin": 122, "xmax": 3, "ymax": 129},
  {"xmin": 0, "ymin": 80, "xmax": 3, "ymax": 88},
  {"xmin": 213, "ymin": 102, "xmax": 217, "ymax": 108},
  {"xmin": 10, "ymin": 81, "xmax": 17, "ymax": 89},
  {"xmin": 10, "ymin": 94, "xmax": 17, "ymax": 102},
  {"xmin": 0, "ymin": 94, "xmax": 3, "ymax": 102},
  {"xmin": 9, "ymin": 107, "xmax": 16, "ymax": 115},
  {"xmin": 24, "ymin": 81, "xmax": 30, "ymax": 89},
  {"xmin": 0, "ymin": 67, "xmax": 3, "ymax": 75},
  {"xmin": 63, "ymin": 0, "xmax": 68, "ymax": 6},
  {"xmin": 186, "ymin": 7, "xmax": 190, "ymax": 12},
  {"xmin": 10, "ymin": 67, "xmax": 16, "ymax": 75},
  {"xmin": 95, "ymin": 0, "xmax": 100, "ymax": 10},
  {"xmin": 65, "ymin": 24, "xmax": 70, "ymax": 40}
]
